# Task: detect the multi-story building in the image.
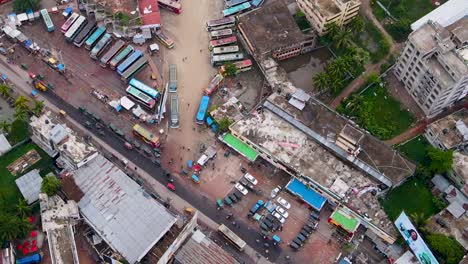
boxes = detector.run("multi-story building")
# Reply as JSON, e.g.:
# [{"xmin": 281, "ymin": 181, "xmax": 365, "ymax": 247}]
[
  {"xmin": 424, "ymin": 109, "xmax": 468, "ymax": 152},
  {"xmin": 296, "ymin": 0, "xmax": 361, "ymax": 35},
  {"xmin": 393, "ymin": 18, "xmax": 468, "ymax": 117}
]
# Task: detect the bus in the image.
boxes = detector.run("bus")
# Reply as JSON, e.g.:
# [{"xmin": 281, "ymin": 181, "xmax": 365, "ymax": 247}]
[
  {"xmin": 100, "ymin": 40, "xmax": 125, "ymax": 67},
  {"xmin": 73, "ymin": 16, "xmax": 96, "ymax": 47},
  {"xmin": 158, "ymin": 0, "xmax": 182, "ymax": 14},
  {"xmin": 222, "ymin": 2, "xmax": 251, "ymax": 17},
  {"xmin": 64, "ymin": 16, "xmax": 86, "ymax": 42},
  {"xmin": 84, "ymin": 26, "xmax": 106, "ymax": 50},
  {"xmin": 205, "ymin": 74, "xmax": 224, "ymax": 95},
  {"xmin": 120, "ymin": 57, "xmax": 148, "ymax": 83},
  {"xmin": 170, "ymin": 94, "xmax": 179, "ymax": 128},
  {"xmin": 209, "ymin": 29, "xmax": 233, "ymax": 40},
  {"xmin": 206, "ymin": 17, "xmax": 236, "ymax": 31},
  {"xmin": 90, "ymin": 33, "xmax": 112, "ymax": 60},
  {"xmin": 110, "ymin": 45, "xmax": 134, "ymax": 70},
  {"xmin": 168, "ymin": 64, "xmax": 177, "ymax": 93},
  {"xmin": 196, "ymin": 96, "xmax": 210, "ymax": 124},
  {"xmin": 155, "ymin": 31, "xmax": 174, "ymax": 49},
  {"xmin": 209, "ymin": 36, "xmax": 237, "ymax": 50},
  {"xmin": 117, "ymin": 50, "xmax": 143, "ymax": 75},
  {"xmin": 218, "ymin": 224, "xmax": 246, "ymax": 251},
  {"xmin": 225, "ymin": 0, "xmax": 249, "ymax": 8},
  {"xmin": 211, "ymin": 53, "xmax": 244, "ymax": 66},
  {"xmin": 129, "ymin": 78, "xmax": 159, "ymax": 99},
  {"xmin": 250, "ymin": 0, "xmax": 264, "ymax": 7},
  {"xmin": 40, "ymin": 9, "xmax": 54, "ymax": 32},
  {"xmin": 133, "ymin": 124, "xmax": 160, "ymax": 148},
  {"xmin": 220, "ymin": 59, "xmax": 253, "ymax": 74},
  {"xmin": 126, "ymin": 86, "xmax": 156, "ymax": 110},
  {"xmin": 61, "ymin": 13, "xmax": 79, "ymax": 33},
  {"xmin": 212, "ymin": 45, "xmax": 239, "ymax": 55}
]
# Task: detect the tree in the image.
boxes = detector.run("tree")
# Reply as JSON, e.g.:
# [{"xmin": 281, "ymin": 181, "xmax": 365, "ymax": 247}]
[
  {"xmin": 15, "ymin": 198, "xmax": 31, "ymax": 218},
  {"xmin": 409, "ymin": 212, "xmax": 427, "ymax": 228},
  {"xmin": 223, "ymin": 62, "xmax": 237, "ymax": 77},
  {"xmin": 312, "ymin": 72, "xmax": 329, "ymax": 92},
  {"xmin": 0, "ymin": 84, "xmax": 11, "ymax": 98},
  {"xmin": 333, "ymin": 29, "xmax": 353, "ymax": 49},
  {"xmin": 14, "ymin": 108, "xmax": 28, "ymax": 121},
  {"xmin": 32, "ymin": 100, "xmax": 45, "ymax": 116},
  {"xmin": 427, "ymin": 147, "xmax": 453, "ymax": 174},
  {"xmin": 14, "ymin": 96, "xmax": 30, "ymax": 111},
  {"xmin": 426, "ymin": 233, "xmax": 465, "ymax": 264},
  {"xmin": 41, "ymin": 175, "xmax": 61, "ymax": 196},
  {"xmin": 17, "ymin": 217, "xmax": 32, "ymax": 239},
  {"xmin": 348, "ymin": 16, "xmax": 365, "ymax": 33},
  {"xmin": 13, "ymin": 0, "xmax": 41, "ymax": 12},
  {"xmin": 218, "ymin": 117, "xmax": 233, "ymax": 133},
  {"xmin": 348, "ymin": 47, "xmax": 370, "ymax": 66},
  {"xmin": 0, "ymin": 121, "xmax": 10, "ymax": 133},
  {"xmin": 0, "ymin": 214, "xmax": 20, "ymax": 241},
  {"xmin": 325, "ymin": 22, "xmax": 340, "ymax": 40}
]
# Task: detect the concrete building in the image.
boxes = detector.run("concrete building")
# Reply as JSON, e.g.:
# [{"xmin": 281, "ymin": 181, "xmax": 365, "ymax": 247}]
[
  {"xmin": 393, "ymin": 18, "xmax": 468, "ymax": 117},
  {"xmin": 424, "ymin": 109, "xmax": 468, "ymax": 152},
  {"xmin": 452, "ymin": 152, "xmax": 468, "ymax": 195},
  {"xmin": 30, "ymin": 111, "xmax": 98, "ymax": 170},
  {"xmin": 296, "ymin": 0, "xmax": 361, "ymax": 35},
  {"xmin": 39, "ymin": 193, "xmax": 80, "ymax": 264},
  {"xmin": 237, "ymin": 0, "xmax": 316, "ymax": 61},
  {"xmin": 410, "ymin": 0, "xmax": 468, "ymax": 31}
]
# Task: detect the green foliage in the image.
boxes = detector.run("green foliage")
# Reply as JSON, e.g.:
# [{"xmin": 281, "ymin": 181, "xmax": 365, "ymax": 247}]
[
  {"xmin": 209, "ymin": 105, "xmax": 218, "ymax": 113},
  {"xmin": 396, "ymin": 136, "xmax": 431, "ymax": 164},
  {"xmin": 0, "ymin": 85, "xmax": 11, "ymax": 98},
  {"xmin": 15, "ymin": 198, "xmax": 32, "ymax": 218},
  {"xmin": 427, "ymin": 147, "xmax": 453, "ymax": 174},
  {"xmin": 293, "ymin": 10, "xmax": 311, "ymax": 31},
  {"xmin": 380, "ymin": 62, "xmax": 390, "ymax": 74},
  {"xmin": 115, "ymin": 12, "xmax": 131, "ymax": 26},
  {"xmin": 364, "ymin": 72, "xmax": 379, "ymax": 86},
  {"xmin": 9, "ymin": 119, "xmax": 29, "ymax": 144},
  {"xmin": 41, "ymin": 175, "xmax": 61, "ymax": 196},
  {"xmin": 348, "ymin": 16, "xmax": 365, "ymax": 33},
  {"xmin": 14, "ymin": 96, "xmax": 30, "ymax": 112},
  {"xmin": 385, "ymin": 19, "xmax": 412, "ymax": 42},
  {"xmin": 13, "ymin": 0, "xmax": 40, "ymax": 12},
  {"xmin": 223, "ymin": 62, "xmax": 238, "ymax": 77},
  {"xmin": 0, "ymin": 121, "xmax": 10, "ymax": 134},
  {"xmin": 218, "ymin": 117, "xmax": 233, "ymax": 133},
  {"xmin": 409, "ymin": 212, "xmax": 427, "ymax": 228},
  {"xmin": 32, "ymin": 100, "xmax": 45, "ymax": 117},
  {"xmin": 426, "ymin": 233, "xmax": 465, "ymax": 264},
  {"xmin": 432, "ymin": 197, "xmax": 447, "ymax": 212}
]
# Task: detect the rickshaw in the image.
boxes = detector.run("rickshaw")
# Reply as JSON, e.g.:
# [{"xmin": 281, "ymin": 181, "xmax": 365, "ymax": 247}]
[
  {"xmin": 224, "ymin": 196, "xmax": 233, "ymax": 206},
  {"xmin": 167, "ymin": 183, "xmax": 175, "ymax": 191},
  {"xmin": 191, "ymin": 174, "xmax": 200, "ymax": 184},
  {"xmin": 184, "ymin": 207, "xmax": 195, "ymax": 215},
  {"xmin": 21, "ymin": 63, "xmax": 28, "ymax": 70},
  {"xmin": 216, "ymin": 199, "xmax": 224, "ymax": 208},
  {"xmin": 272, "ymin": 235, "xmax": 281, "ymax": 245}
]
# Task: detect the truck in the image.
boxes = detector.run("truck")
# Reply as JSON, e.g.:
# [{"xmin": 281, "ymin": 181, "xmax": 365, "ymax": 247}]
[
  {"xmin": 248, "ymin": 200, "xmax": 264, "ymax": 216},
  {"xmin": 32, "ymin": 79, "xmax": 47, "ymax": 91}
]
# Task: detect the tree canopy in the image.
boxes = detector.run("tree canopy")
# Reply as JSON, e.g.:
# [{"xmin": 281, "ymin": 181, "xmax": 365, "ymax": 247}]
[
  {"xmin": 427, "ymin": 147, "xmax": 453, "ymax": 174},
  {"xmin": 41, "ymin": 175, "xmax": 61, "ymax": 196},
  {"xmin": 426, "ymin": 233, "xmax": 465, "ymax": 264},
  {"xmin": 223, "ymin": 62, "xmax": 237, "ymax": 77},
  {"xmin": 13, "ymin": 0, "xmax": 41, "ymax": 13},
  {"xmin": 218, "ymin": 117, "xmax": 233, "ymax": 133}
]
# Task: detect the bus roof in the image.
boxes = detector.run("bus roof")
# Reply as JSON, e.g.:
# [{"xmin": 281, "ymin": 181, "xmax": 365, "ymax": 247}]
[
  {"xmin": 218, "ymin": 224, "xmax": 246, "ymax": 250},
  {"xmin": 100, "ymin": 40, "xmax": 125, "ymax": 64},
  {"xmin": 129, "ymin": 78, "xmax": 159, "ymax": 99},
  {"xmin": 207, "ymin": 16, "xmax": 235, "ymax": 27},
  {"xmin": 133, "ymin": 124, "xmax": 159, "ymax": 142},
  {"xmin": 196, "ymin": 96, "xmax": 210, "ymax": 122},
  {"xmin": 117, "ymin": 50, "xmax": 143, "ymax": 74},
  {"xmin": 85, "ymin": 26, "xmax": 106, "ymax": 46},
  {"xmin": 110, "ymin": 45, "xmax": 134, "ymax": 67},
  {"xmin": 223, "ymin": 2, "xmax": 251, "ymax": 16}
]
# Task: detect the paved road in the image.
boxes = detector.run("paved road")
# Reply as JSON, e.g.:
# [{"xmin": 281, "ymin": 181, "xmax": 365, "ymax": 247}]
[{"xmin": 0, "ymin": 58, "xmax": 282, "ymax": 263}]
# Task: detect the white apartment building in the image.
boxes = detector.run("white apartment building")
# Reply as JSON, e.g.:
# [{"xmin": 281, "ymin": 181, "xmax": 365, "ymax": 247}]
[
  {"xmin": 393, "ymin": 18, "xmax": 468, "ymax": 117},
  {"xmin": 296, "ymin": 0, "xmax": 361, "ymax": 35}
]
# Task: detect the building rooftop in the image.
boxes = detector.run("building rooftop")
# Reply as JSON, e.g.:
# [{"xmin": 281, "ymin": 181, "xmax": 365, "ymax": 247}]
[
  {"xmin": 237, "ymin": 0, "xmax": 314, "ymax": 56},
  {"xmin": 15, "ymin": 169, "xmax": 43, "ymax": 204},
  {"xmin": 427, "ymin": 109, "xmax": 468, "ymax": 149},
  {"xmin": 174, "ymin": 230, "xmax": 240, "ymax": 264},
  {"xmin": 138, "ymin": 0, "xmax": 161, "ymax": 28},
  {"xmin": 411, "ymin": 0, "xmax": 468, "ymax": 31},
  {"xmin": 0, "ymin": 134, "xmax": 12, "ymax": 155},
  {"xmin": 312, "ymin": 0, "xmax": 341, "ymax": 17},
  {"xmin": 453, "ymin": 152, "xmax": 468, "ymax": 195},
  {"xmin": 427, "ymin": 57, "xmax": 456, "ymax": 87},
  {"xmin": 71, "ymin": 154, "xmax": 177, "ymax": 264},
  {"xmin": 39, "ymin": 193, "xmax": 80, "ymax": 264},
  {"xmin": 447, "ymin": 17, "xmax": 468, "ymax": 45}
]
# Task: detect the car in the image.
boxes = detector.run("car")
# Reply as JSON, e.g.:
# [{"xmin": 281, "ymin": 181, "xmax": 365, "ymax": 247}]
[
  {"xmin": 290, "ymin": 241, "xmax": 300, "ymax": 250},
  {"xmin": 272, "ymin": 212, "xmax": 286, "ymax": 224},
  {"xmin": 300, "ymin": 229, "xmax": 309, "ymax": 237},
  {"xmin": 244, "ymin": 173, "xmax": 258, "ymax": 185},
  {"xmin": 232, "ymin": 192, "xmax": 242, "ymax": 200},
  {"xmin": 270, "ymin": 186, "xmax": 281, "ymax": 198},
  {"xmin": 229, "ymin": 194, "xmax": 238, "ymax": 203},
  {"xmin": 297, "ymin": 234, "xmax": 307, "ymax": 242},
  {"xmin": 302, "ymin": 225, "xmax": 313, "ymax": 234},
  {"xmin": 235, "ymin": 183, "xmax": 248, "ymax": 195},
  {"xmin": 275, "ymin": 206, "xmax": 289, "ymax": 218},
  {"xmin": 310, "ymin": 210, "xmax": 320, "ymax": 221},
  {"xmin": 263, "ymin": 219, "xmax": 273, "ymax": 228},
  {"xmin": 266, "ymin": 214, "xmax": 275, "ymax": 222},
  {"xmin": 276, "ymin": 197, "xmax": 291, "ymax": 209},
  {"xmin": 292, "ymin": 238, "xmax": 302, "ymax": 246},
  {"xmin": 152, "ymin": 159, "xmax": 161, "ymax": 167},
  {"xmin": 260, "ymin": 222, "xmax": 269, "ymax": 231}
]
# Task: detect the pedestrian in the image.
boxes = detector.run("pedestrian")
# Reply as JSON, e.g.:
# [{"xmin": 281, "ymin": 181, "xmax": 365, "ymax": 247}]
[{"xmin": 200, "ymin": 49, "xmax": 202, "ymax": 53}]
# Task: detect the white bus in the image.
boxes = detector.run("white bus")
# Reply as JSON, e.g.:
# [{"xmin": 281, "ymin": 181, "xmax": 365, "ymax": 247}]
[
  {"xmin": 212, "ymin": 45, "xmax": 239, "ymax": 55},
  {"xmin": 64, "ymin": 15, "xmax": 86, "ymax": 42},
  {"xmin": 170, "ymin": 94, "xmax": 179, "ymax": 128},
  {"xmin": 211, "ymin": 53, "xmax": 244, "ymax": 66},
  {"xmin": 209, "ymin": 29, "xmax": 233, "ymax": 40}
]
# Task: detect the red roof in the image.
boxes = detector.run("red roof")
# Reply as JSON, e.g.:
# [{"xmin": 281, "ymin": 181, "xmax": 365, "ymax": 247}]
[{"xmin": 138, "ymin": 0, "xmax": 161, "ymax": 27}]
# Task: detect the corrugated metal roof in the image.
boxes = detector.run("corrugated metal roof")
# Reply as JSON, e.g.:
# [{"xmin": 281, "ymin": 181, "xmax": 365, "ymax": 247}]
[
  {"xmin": 15, "ymin": 169, "xmax": 43, "ymax": 204},
  {"xmin": 73, "ymin": 155, "xmax": 176, "ymax": 264},
  {"xmin": 411, "ymin": 0, "xmax": 468, "ymax": 30}
]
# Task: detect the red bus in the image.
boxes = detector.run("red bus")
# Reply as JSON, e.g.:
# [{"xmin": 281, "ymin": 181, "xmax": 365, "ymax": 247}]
[
  {"xmin": 209, "ymin": 36, "xmax": 237, "ymax": 50},
  {"xmin": 220, "ymin": 59, "xmax": 253, "ymax": 74},
  {"xmin": 158, "ymin": 0, "xmax": 182, "ymax": 14}
]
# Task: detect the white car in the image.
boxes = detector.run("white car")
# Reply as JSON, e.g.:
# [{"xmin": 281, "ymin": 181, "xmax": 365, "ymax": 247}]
[
  {"xmin": 270, "ymin": 186, "xmax": 281, "ymax": 199},
  {"xmin": 244, "ymin": 173, "xmax": 258, "ymax": 185},
  {"xmin": 275, "ymin": 206, "xmax": 289, "ymax": 218},
  {"xmin": 277, "ymin": 197, "xmax": 291, "ymax": 209},
  {"xmin": 272, "ymin": 211, "xmax": 286, "ymax": 224},
  {"xmin": 235, "ymin": 183, "xmax": 249, "ymax": 195}
]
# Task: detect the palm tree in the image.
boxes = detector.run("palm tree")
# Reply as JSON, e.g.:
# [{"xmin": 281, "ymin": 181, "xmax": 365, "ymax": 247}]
[
  {"xmin": 0, "ymin": 121, "xmax": 10, "ymax": 133},
  {"xmin": 32, "ymin": 100, "xmax": 45, "ymax": 116},
  {"xmin": 14, "ymin": 96, "xmax": 30, "ymax": 111},
  {"xmin": 313, "ymin": 72, "xmax": 329, "ymax": 92},
  {"xmin": 17, "ymin": 217, "xmax": 32, "ymax": 239},
  {"xmin": 410, "ymin": 212, "xmax": 427, "ymax": 228},
  {"xmin": 329, "ymin": 77, "xmax": 343, "ymax": 95},
  {"xmin": 14, "ymin": 108, "xmax": 28, "ymax": 121},
  {"xmin": 15, "ymin": 198, "xmax": 31, "ymax": 218},
  {"xmin": 348, "ymin": 16, "xmax": 365, "ymax": 33},
  {"xmin": 0, "ymin": 84, "xmax": 11, "ymax": 98},
  {"xmin": 325, "ymin": 22, "xmax": 340, "ymax": 39},
  {"xmin": 0, "ymin": 214, "xmax": 21, "ymax": 241},
  {"xmin": 348, "ymin": 47, "xmax": 370, "ymax": 65},
  {"xmin": 333, "ymin": 29, "xmax": 353, "ymax": 49}
]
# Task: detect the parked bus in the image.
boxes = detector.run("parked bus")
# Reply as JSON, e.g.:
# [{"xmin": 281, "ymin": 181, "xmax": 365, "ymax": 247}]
[
  {"xmin": 84, "ymin": 26, "xmax": 105, "ymax": 50},
  {"xmin": 40, "ymin": 9, "xmax": 54, "ymax": 32},
  {"xmin": 158, "ymin": 0, "xmax": 182, "ymax": 14},
  {"xmin": 61, "ymin": 12, "xmax": 79, "ymax": 33},
  {"xmin": 73, "ymin": 16, "xmax": 96, "ymax": 47},
  {"xmin": 196, "ymin": 96, "xmax": 210, "ymax": 124},
  {"xmin": 129, "ymin": 78, "xmax": 159, "ymax": 99},
  {"xmin": 155, "ymin": 30, "xmax": 174, "ymax": 49},
  {"xmin": 100, "ymin": 40, "xmax": 125, "ymax": 67},
  {"xmin": 211, "ymin": 53, "xmax": 244, "ymax": 66},
  {"xmin": 90, "ymin": 33, "xmax": 112, "ymax": 60},
  {"xmin": 218, "ymin": 224, "xmax": 246, "ymax": 251},
  {"xmin": 120, "ymin": 57, "xmax": 148, "ymax": 83},
  {"xmin": 133, "ymin": 124, "xmax": 160, "ymax": 147},
  {"xmin": 206, "ymin": 17, "xmax": 236, "ymax": 31},
  {"xmin": 212, "ymin": 45, "xmax": 239, "ymax": 55},
  {"xmin": 110, "ymin": 45, "xmax": 134, "ymax": 70},
  {"xmin": 209, "ymin": 29, "xmax": 233, "ymax": 40},
  {"xmin": 170, "ymin": 94, "xmax": 179, "ymax": 128},
  {"xmin": 222, "ymin": 2, "xmax": 251, "ymax": 17},
  {"xmin": 126, "ymin": 86, "xmax": 156, "ymax": 110},
  {"xmin": 64, "ymin": 15, "xmax": 86, "ymax": 42},
  {"xmin": 117, "ymin": 50, "xmax": 143, "ymax": 75},
  {"xmin": 209, "ymin": 36, "xmax": 237, "ymax": 50},
  {"xmin": 168, "ymin": 64, "xmax": 177, "ymax": 93},
  {"xmin": 250, "ymin": 0, "xmax": 264, "ymax": 7},
  {"xmin": 225, "ymin": 0, "xmax": 249, "ymax": 8},
  {"xmin": 205, "ymin": 74, "xmax": 224, "ymax": 95},
  {"xmin": 220, "ymin": 59, "xmax": 252, "ymax": 74}
]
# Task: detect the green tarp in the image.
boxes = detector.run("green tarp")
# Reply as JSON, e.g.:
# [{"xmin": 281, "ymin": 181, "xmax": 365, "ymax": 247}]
[{"xmin": 222, "ymin": 133, "xmax": 258, "ymax": 161}]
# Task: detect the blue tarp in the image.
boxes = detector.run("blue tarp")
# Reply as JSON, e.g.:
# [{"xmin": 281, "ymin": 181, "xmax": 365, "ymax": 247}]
[
  {"xmin": 23, "ymin": 39, "xmax": 32, "ymax": 47},
  {"xmin": 57, "ymin": 64, "xmax": 65, "ymax": 71},
  {"xmin": 286, "ymin": 178, "xmax": 327, "ymax": 211},
  {"xmin": 191, "ymin": 174, "xmax": 199, "ymax": 183},
  {"xmin": 187, "ymin": 160, "xmax": 193, "ymax": 168},
  {"xmin": 206, "ymin": 116, "xmax": 213, "ymax": 126}
]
